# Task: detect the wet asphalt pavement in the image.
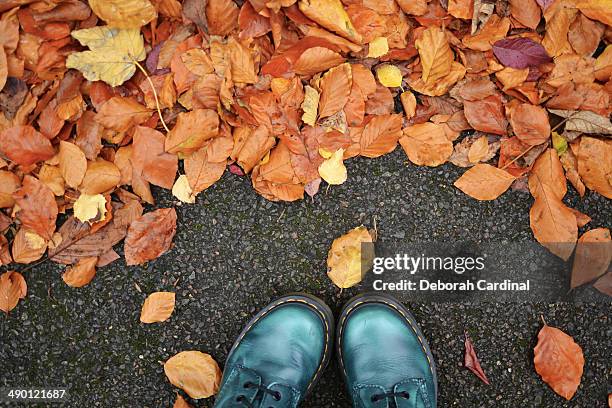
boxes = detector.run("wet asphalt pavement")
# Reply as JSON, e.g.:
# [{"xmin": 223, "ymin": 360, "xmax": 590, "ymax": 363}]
[{"xmin": 0, "ymin": 149, "xmax": 610, "ymax": 407}]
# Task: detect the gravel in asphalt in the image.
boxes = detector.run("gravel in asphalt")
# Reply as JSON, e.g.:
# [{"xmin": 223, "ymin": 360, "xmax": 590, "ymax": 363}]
[{"xmin": 1, "ymin": 149, "xmax": 610, "ymax": 407}]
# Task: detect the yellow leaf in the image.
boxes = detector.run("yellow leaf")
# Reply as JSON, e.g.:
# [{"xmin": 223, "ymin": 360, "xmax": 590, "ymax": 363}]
[
  {"xmin": 301, "ymin": 85, "xmax": 320, "ymax": 127},
  {"xmin": 66, "ymin": 27, "xmax": 146, "ymax": 87},
  {"xmin": 318, "ymin": 148, "xmax": 333, "ymax": 159},
  {"xmin": 73, "ymin": 194, "xmax": 107, "ymax": 224},
  {"xmin": 88, "ymin": 0, "xmax": 157, "ymax": 28},
  {"xmin": 415, "ymin": 27, "xmax": 453, "ymax": 84},
  {"xmin": 164, "ymin": 351, "xmax": 222, "ymax": 399},
  {"xmin": 140, "ymin": 292, "xmax": 176, "ymax": 323},
  {"xmin": 318, "ymin": 148, "xmax": 347, "ymax": 185},
  {"xmin": 172, "ymin": 175, "xmax": 196, "ymax": 204},
  {"xmin": 376, "ymin": 64, "xmax": 403, "ymax": 88},
  {"xmin": 368, "ymin": 37, "xmax": 389, "ymax": 58},
  {"xmin": 298, "ymin": 0, "xmax": 362, "ymax": 44},
  {"xmin": 24, "ymin": 231, "xmax": 46, "ymax": 250},
  {"xmin": 327, "ymin": 226, "xmax": 374, "ymax": 288}
]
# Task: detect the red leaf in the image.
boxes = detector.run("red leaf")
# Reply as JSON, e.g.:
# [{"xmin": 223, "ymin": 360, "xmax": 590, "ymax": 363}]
[
  {"xmin": 492, "ymin": 38, "xmax": 552, "ymax": 69},
  {"xmin": 464, "ymin": 332, "xmax": 490, "ymax": 385}
]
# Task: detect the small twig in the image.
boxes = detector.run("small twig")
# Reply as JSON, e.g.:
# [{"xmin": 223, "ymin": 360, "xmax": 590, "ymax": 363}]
[
  {"xmin": 277, "ymin": 207, "xmax": 286, "ymax": 222},
  {"xmin": 540, "ymin": 315, "xmax": 547, "ymax": 325},
  {"xmin": 501, "ymin": 144, "xmax": 536, "ymax": 170},
  {"xmin": 133, "ymin": 59, "xmax": 170, "ymax": 133}
]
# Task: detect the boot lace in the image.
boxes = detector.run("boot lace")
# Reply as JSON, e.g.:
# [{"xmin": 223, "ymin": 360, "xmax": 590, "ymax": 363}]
[
  {"xmin": 371, "ymin": 390, "xmax": 410, "ymax": 403},
  {"xmin": 235, "ymin": 381, "xmax": 282, "ymax": 407}
]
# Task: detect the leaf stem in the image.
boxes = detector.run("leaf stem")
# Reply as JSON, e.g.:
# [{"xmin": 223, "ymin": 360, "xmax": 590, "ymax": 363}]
[{"xmin": 133, "ymin": 59, "xmax": 170, "ymax": 133}]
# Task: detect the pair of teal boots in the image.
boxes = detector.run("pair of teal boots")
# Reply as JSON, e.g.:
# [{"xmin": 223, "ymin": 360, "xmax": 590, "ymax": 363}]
[{"xmin": 213, "ymin": 293, "xmax": 437, "ymax": 408}]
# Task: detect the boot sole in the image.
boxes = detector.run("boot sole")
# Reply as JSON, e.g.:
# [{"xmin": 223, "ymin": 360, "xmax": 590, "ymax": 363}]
[
  {"xmin": 225, "ymin": 292, "xmax": 335, "ymax": 400},
  {"xmin": 336, "ymin": 292, "xmax": 438, "ymax": 405}
]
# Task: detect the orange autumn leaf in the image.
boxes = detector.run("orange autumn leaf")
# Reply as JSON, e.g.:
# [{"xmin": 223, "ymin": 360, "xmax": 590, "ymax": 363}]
[
  {"xmin": 359, "ymin": 114, "xmax": 403, "ymax": 158},
  {"xmin": 463, "ymin": 95, "xmax": 507, "ymax": 135},
  {"xmin": 0, "ymin": 170, "xmax": 20, "ymax": 208},
  {"xmin": 400, "ymin": 122, "xmax": 453, "ymax": 167},
  {"xmin": 0, "ymin": 271, "xmax": 27, "ymax": 313},
  {"xmin": 510, "ymin": 104, "xmax": 550, "ymax": 146},
  {"xmin": 448, "ymin": 0, "xmax": 473, "ymax": 19},
  {"xmin": 415, "ymin": 26, "xmax": 453, "ymax": 84},
  {"xmin": 185, "ymin": 146, "xmax": 227, "ymax": 195},
  {"xmin": 206, "ymin": 0, "xmax": 239, "ymax": 36},
  {"xmin": 571, "ymin": 228, "xmax": 612, "ymax": 289},
  {"xmin": 62, "ymin": 256, "xmax": 98, "ymax": 288},
  {"xmin": 133, "ymin": 126, "xmax": 178, "ymax": 190},
  {"xmin": 124, "ymin": 208, "xmax": 177, "ymax": 266},
  {"xmin": 509, "ymin": 0, "xmax": 541, "ymax": 30},
  {"xmin": 11, "ymin": 229, "xmax": 47, "ymax": 264},
  {"xmin": 454, "ymin": 164, "xmax": 515, "ymax": 201},
  {"xmin": 298, "ymin": 0, "xmax": 362, "ymax": 44},
  {"xmin": 173, "ymin": 395, "xmax": 193, "ymax": 408},
  {"xmin": 164, "ymin": 351, "xmax": 222, "ymax": 399},
  {"xmin": 94, "ymin": 97, "xmax": 152, "ymax": 132},
  {"xmin": 462, "ymin": 15, "xmax": 510, "ymax": 51},
  {"xmin": 79, "ymin": 159, "xmax": 121, "ymax": 195},
  {"xmin": 577, "ymin": 136, "xmax": 612, "ymax": 199},
  {"xmin": 59, "ymin": 141, "xmax": 87, "ymax": 189},
  {"xmin": 13, "ymin": 175, "xmax": 58, "ymax": 240},
  {"xmin": 318, "ymin": 63, "xmax": 352, "ymax": 119},
  {"xmin": 140, "ymin": 291, "xmax": 176, "ymax": 323},
  {"xmin": 534, "ymin": 323, "xmax": 584, "ymax": 400},
  {"xmin": 0, "ymin": 125, "xmax": 55, "ymax": 166},
  {"xmin": 165, "ymin": 109, "xmax": 220, "ymax": 155},
  {"xmin": 467, "ymin": 136, "xmax": 489, "ymax": 163}
]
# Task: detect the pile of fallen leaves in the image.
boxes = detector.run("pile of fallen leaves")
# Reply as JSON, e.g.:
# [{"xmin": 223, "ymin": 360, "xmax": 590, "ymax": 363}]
[{"xmin": 0, "ymin": 0, "xmax": 611, "ymax": 398}]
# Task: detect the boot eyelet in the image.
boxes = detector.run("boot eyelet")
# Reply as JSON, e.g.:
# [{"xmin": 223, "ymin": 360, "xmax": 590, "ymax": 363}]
[
  {"xmin": 243, "ymin": 382, "xmax": 252, "ymax": 388},
  {"xmin": 273, "ymin": 391, "xmax": 281, "ymax": 401},
  {"xmin": 236, "ymin": 395, "xmax": 246, "ymax": 402}
]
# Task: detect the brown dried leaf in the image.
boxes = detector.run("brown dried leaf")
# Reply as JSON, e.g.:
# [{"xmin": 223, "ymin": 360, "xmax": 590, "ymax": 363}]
[
  {"xmin": 510, "ymin": 104, "xmax": 550, "ymax": 146},
  {"xmin": 80, "ymin": 159, "xmax": 121, "ymax": 195},
  {"xmin": 95, "ymin": 97, "xmax": 152, "ymax": 133},
  {"xmin": 359, "ymin": 114, "xmax": 402, "ymax": 158},
  {"xmin": 133, "ymin": 126, "xmax": 178, "ymax": 190},
  {"xmin": 0, "ymin": 170, "xmax": 19, "ymax": 208},
  {"xmin": 11, "ymin": 229, "xmax": 47, "ymax": 264},
  {"xmin": 0, "ymin": 125, "xmax": 55, "ymax": 166},
  {"xmin": 124, "ymin": 208, "xmax": 177, "ymax": 266},
  {"xmin": 571, "ymin": 228, "xmax": 612, "ymax": 288},
  {"xmin": 13, "ymin": 175, "xmax": 58, "ymax": 240},
  {"xmin": 577, "ymin": 136, "xmax": 612, "ymax": 199},
  {"xmin": 206, "ymin": 0, "xmax": 239, "ymax": 36},
  {"xmin": 415, "ymin": 27, "xmax": 453, "ymax": 84},
  {"xmin": 185, "ymin": 147, "xmax": 226, "ymax": 195},
  {"xmin": 463, "ymin": 96, "xmax": 507, "ymax": 135}
]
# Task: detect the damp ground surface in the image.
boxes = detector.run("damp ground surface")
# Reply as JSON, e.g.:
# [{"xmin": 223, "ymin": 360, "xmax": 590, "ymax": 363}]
[{"xmin": 1, "ymin": 149, "xmax": 610, "ymax": 407}]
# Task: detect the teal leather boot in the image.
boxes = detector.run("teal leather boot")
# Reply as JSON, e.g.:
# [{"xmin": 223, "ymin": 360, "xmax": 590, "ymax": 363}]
[
  {"xmin": 337, "ymin": 293, "xmax": 437, "ymax": 408},
  {"xmin": 213, "ymin": 294, "xmax": 334, "ymax": 407}
]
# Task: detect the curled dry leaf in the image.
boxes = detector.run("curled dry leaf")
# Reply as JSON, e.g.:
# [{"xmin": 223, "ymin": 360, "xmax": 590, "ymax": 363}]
[
  {"xmin": 164, "ymin": 351, "xmax": 222, "ymax": 399},
  {"xmin": 73, "ymin": 194, "xmax": 107, "ymax": 224},
  {"xmin": 454, "ymin": 164, "xmax": 515, "ymax": 201},
  {"xmin": 571, "ymin": 228, "xmax": 612, "ymax": 289},
  {"xmin": 62, "ymin": 257, "xmax": 98, "ymax": 288},
  {"xmin": 400, "ymin": 122, "xmax": 453, "ymax": 167},
  {"xmin": 124, "ymin": 208, "xmax": 177, "ymax": 266},
  {"xmin": 534, "ymin": 323, "xmax": 584, "ymax": 400},
  {"xmin": 464, "ymin": 332, "xmax": 490, "ymax": 385},
  {"xmin": 0, "ymin": 271, "xmax": 27, "ymax": 313},
  {"xmin": 327, "ymin": 226, "xmax": 374, "ymax": 289},
  {"xmin": 140, "ymin": 291, "xmax": 176, "ymax": 323},
  {"xmin": 301, "ymin": 85, "xmax": 319, "ymax": 126},
  {"xmin": 172, "ymin": 175, "xmax": 195, "ymax": 204},
  {"xmin": 400, "ymin": 91, "xmax": 417, "ymax": 118},
  {"xmin": 318, "ymin": 148, "xmax": 347, "ymax": 185}
]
